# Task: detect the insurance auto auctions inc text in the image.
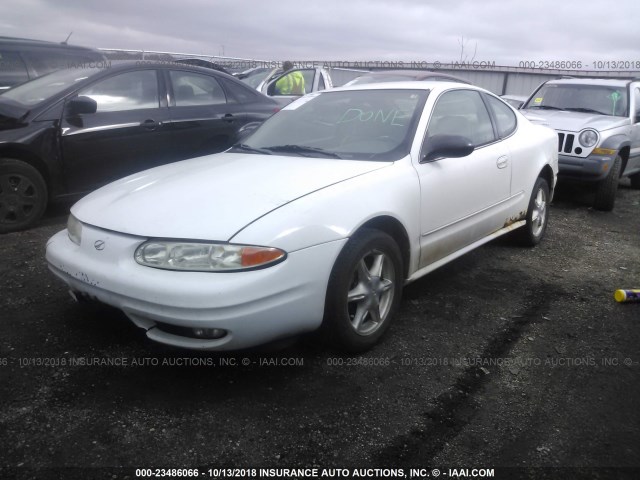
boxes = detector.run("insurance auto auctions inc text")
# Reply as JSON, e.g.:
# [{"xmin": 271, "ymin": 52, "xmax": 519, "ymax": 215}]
[{"xmin": 200, "ymin": 467, "xmax": 495, "ymax": 478}]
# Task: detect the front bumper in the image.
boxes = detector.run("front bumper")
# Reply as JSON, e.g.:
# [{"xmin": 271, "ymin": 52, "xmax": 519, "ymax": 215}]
[
  {"xmin": 46, "ymin": 226, "xmax": 346, "ymax": 350},
  {"xmin": 557, "ymin": 153, "xmax": 615, "ymax": 182}
]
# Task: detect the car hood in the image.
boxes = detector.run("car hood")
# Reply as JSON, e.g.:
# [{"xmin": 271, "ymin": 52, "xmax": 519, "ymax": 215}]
[
  {"xmin": 521, "ymin": 109, "xmax": 628, "ymax": 132},
  {"xmin": 72, "ymin": 152, "xmax": 389, "ymax": 240},
  {"xmin": 0, "ymin": 100, "xmax": 29, "ymax": 130}
]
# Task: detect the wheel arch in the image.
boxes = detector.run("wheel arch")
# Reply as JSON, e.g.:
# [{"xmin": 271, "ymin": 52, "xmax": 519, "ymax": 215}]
[
  {"xmin": 538, "ymin": 164, "xmax": 556, "ymax": 198},
  {"xmin": 354, "ymin": 215, "xmax": 411, "ymax": 279},
  {"xmin": 0, "ymin": 146, "xmax": 51, "ymax": 195},
  {"xmin": 600, "ymin": 136, "xmax": 630, "ymax": 177},
  {"xmin": 618, "ymin": 145, "xmax": 630, "ymax": 177}
]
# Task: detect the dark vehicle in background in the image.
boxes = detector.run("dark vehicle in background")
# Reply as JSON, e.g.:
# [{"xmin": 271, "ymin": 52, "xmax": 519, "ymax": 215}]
[
  {"xmin": 343, "ymin": 70, "xmax": 471, "ymax": 86},
  {"xmin": 174, "ymin": 58, "xmax": 230, "ymax": 74},
  {"xmin": 0, "ymin": 36, "xmax": 106, "ymax": 91},
  {"xmin": 501, "ymin": 94, "xmax": 528, "ymax": 109},
  {"xmin": 237, "ymin": 67, "xmax": 282, "ymax": 90},
  {"xmin": 0, "ymin": 62, "xmax": 279, "ymax": 232}
]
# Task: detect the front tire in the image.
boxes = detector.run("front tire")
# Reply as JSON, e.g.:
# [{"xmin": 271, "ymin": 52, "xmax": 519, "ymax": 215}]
[
  {"xmin": 0, "ymin": 159, "xmax": 48, "ymax": 233},
  {"xmin": 516, "ymin": 177, "xmax": 550, "ymax": 247},
  {"xmin": 593, "ymin": 155, "xmax": 621, "ymax": 211},
  {"xmin": 322, "ymin": 229, "xmax": 403, "ymax": 352}
]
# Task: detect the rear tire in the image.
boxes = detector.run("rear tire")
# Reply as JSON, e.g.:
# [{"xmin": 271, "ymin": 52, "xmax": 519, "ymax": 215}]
[
  {"xmin": 0, "ymin": 159, "xmax": 48, "ymax": 233},
  {"xmin": 322, "ymin": 229, "xmax": 403, "ymax": 352},
  {"xmin": 516, "ymin": 177, "xmax": 550, "ymax": 247},
  {"xmin": 593, "ymin": 155, "xmax": 621, "ymax": 211}
]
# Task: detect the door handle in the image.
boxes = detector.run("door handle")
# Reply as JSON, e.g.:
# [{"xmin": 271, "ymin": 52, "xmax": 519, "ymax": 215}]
[
  {"xmin": 223, "ymin": 113, "xmax": 234, "ymax": 122},
  {"xmin": 496, "ymin": 156, "xmax": 508, "ymax": 169},
  {"xmin": 141, "ymin": 119, "xmax": 159, "ymax": 130}
]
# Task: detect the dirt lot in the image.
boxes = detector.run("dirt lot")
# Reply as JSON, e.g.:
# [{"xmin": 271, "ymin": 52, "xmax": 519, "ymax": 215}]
[{"xmin": 1, "ymin": 181, "xmax": 639, "ymax": 480}]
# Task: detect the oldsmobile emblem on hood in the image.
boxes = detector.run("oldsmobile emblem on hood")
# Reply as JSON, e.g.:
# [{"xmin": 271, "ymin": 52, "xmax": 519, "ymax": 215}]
[{"xmin": 94, "ymin": 240, "xmax": 105, "ymax": 251}]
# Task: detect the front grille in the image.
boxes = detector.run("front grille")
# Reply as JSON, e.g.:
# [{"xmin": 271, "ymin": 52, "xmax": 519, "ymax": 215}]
[{"xmin": 558, "ymin": 133, "xmax": 575, "ymax": 153}]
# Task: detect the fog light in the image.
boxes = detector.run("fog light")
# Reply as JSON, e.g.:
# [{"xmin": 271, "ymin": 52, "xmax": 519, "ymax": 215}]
[{"xmin": 192, "ymin": 328, "xmax": 227, "ymax": 339}]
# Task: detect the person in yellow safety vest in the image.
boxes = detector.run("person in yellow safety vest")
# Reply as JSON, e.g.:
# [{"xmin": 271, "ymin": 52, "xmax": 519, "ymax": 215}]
[{"xmin": 275, "ymin": 61, "xmax": 305, "ymax": 95}]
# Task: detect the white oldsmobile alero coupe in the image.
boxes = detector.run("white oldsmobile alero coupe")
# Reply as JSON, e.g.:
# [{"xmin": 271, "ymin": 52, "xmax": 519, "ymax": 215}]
[{"xmin": 46, "ymin": 82, "xmax": 558, "ymax": 352}]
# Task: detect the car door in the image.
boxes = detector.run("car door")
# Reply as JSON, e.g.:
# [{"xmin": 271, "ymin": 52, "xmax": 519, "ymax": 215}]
[
  {"xmin": 60, "ymin": 68, "xmax": 171, "ymax": 193},
  {"xmin": 165, "ymin": 69, "xmax": 241, "ymax": 159},
  {"xmin": 264, "ymin": 68, "xmax": 318, "ymax": 104},
  {"xmin": 414, "ymin": 88, "xmax": 511, "ymax": 268},
  {"xmin": 629, "ymin": 86, "xmax": 640, "ymax": 173}
]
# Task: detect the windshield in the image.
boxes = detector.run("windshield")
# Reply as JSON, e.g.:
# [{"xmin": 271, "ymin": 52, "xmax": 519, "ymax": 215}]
[
  {"xmin": 240, "ymin": 68, "xmax": 279, "ymax": 89},
  {"xmin": 524, "ymin": 83, "xmax": 628, "ymax": 117},
  {"xmin": 236, "ymin": 89, "xmax": 429, "ymax": 161},
  {"xmin": 0, "ymin": 67, "xmax": 101, "ymax": 106}
]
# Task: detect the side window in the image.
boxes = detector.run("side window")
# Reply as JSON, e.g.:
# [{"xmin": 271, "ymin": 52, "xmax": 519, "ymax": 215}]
[
  {"xmin": 79, "ymin": 70, "xmax": 159, "ymax": 112},
  {"xmin": 635, "ymin": 88, "xmax": 640, "ymax": 123},
  {"xmin": 170, "ymin": 71, "xmax": 226, "ymax": 106},
  {"xmin": 484, "ymin": 94, "xmax": 517, "ymax": 138},
  {"xmin": 0, "ymin": 51, "xmax": 29, "ymax": 89},
  {"xmin": 426, "ymin": 89, "xmax": 496, "ymax": 147},
  {"xmin": 220, "ymin": 78, "xmax": 259, "ymax": 104},
  {"xmin": 299, "ymin": 70, "xmax": 315, "ymax": 94}
]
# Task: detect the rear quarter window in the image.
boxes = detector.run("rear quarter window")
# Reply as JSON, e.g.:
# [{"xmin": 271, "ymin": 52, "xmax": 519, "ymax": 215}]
[
  {"xmin": 484, "ymin": 94, "xmax": 517, "ymax": 138},
  {"xmin": 220, "ymin": 77, "xmax": 262, "ymax": 103}
]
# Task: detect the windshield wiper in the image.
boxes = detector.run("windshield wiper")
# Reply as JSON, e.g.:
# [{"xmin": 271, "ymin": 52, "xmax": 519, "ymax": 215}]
[
  {"xmin": 264, "ymin": 144, "xmax": 342, "ymax": 159},
  {"xmin": 528, "ymin": 105, "xmax": 565, "ymax": 111},
  {"xmin": 230, "ymin": 143, "xmax": 273, "ymax": 155},
  {"xmin": 564, "ymin": 107, "xmax": 608, "ymax": 115}
]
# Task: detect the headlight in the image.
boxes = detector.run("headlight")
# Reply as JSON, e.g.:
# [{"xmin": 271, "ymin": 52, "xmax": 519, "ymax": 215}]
[
  {"xmin": 578, "ymin": 129, "xmax": 598, "ymax": 148},
  {"xmin": 67, "ymin": 214, "xmax": 82, "ymax": 246},
  {"xmin": 134, "ymin": 241, "xmax": 286, "ymax": 271}
]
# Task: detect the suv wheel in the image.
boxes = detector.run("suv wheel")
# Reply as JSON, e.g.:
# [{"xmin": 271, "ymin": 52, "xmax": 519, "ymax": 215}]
[
  {"xmin": 593, "ymin": 155, "xmax": 621, "ymax": 211},
  {"xmin": 630, "ymin": 172, "xmax": 640, "ymax": 189}
]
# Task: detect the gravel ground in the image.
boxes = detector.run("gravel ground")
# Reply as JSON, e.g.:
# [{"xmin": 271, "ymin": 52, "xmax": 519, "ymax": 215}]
[{"xmin": 0, "ymin": 181, "xmax": 639, "ymax": 480}]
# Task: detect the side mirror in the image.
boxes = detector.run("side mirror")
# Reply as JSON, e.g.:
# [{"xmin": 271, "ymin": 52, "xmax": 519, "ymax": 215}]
[
  {"xmin": 66, "ymin": 96, "xmax": 97, "ymax": 116},
  {"xmin": 422, "ymin": 135, "xmax": 474, "ymax": 162}
]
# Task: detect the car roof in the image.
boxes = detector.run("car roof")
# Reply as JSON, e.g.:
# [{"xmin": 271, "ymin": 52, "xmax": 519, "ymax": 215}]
[
  {"xmin": 59, "ymin": 60, "xmax": 240, "ymax": 79},
  {"xmin": 545, "ymin": 78, "xmax": 631, "ymax": 87},
  {"xmin": 501, "ymin": 94, "xmax": 528, "ymax": 100},
  {"xmin": 354, "ymin": 69, "xmax": 470, "ymax": 83},
  {"xmin": 0, "ymin": 35, "xmax": 101, "ymax": 53},
  {"xmin": 332, "ymin": 80, "xmax": 487, "ymax": 94}
]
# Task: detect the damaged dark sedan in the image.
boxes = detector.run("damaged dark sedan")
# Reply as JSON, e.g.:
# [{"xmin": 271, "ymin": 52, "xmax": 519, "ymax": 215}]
[{"xmin": 0, "ymin": 61, "xmax": 279, "ymax": 232}]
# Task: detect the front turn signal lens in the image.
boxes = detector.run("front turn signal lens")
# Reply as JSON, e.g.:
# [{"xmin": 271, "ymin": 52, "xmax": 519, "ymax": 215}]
[
  {"xmin": 241, "ymin": 246, "xmax": 285, "ymax": 267},
  {"xmin": 592, "ymin": 148, "xmax": 617, "ymax": 156}
]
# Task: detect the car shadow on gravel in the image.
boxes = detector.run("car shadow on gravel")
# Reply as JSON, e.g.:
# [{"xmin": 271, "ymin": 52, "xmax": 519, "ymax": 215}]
[{"xmin": 551, "ymin": 177, "xmax": 635, "ymax": 211}]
